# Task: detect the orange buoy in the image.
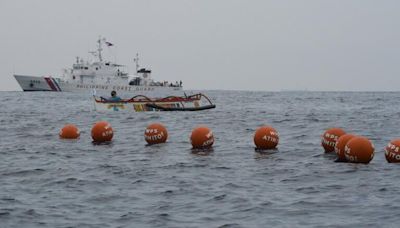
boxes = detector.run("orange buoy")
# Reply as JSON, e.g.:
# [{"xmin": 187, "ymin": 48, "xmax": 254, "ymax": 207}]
[
  {"xmin": 144, "ymin": 123, "xmax": 168, "ymax": 145},
  {"xmin": 344, "ymin": 136, "xmax": 374, "ymax": 164},
  {"xmin": 91, "ymin": 121, "xmax": 113, "ymax": 142},
  {"xmin": 321, "ymin": 128, "xmax": 346, "ymax": 152},
  {"xmin": 385, "ymin": 139, "xmax": 400, "ymax": 163},
  {"xmin": 59, "ymin": 124, "xmax": 80, "ymax": 139},
  {"xmin": 334, "ymin": 134, "xmax": 356, "ymax": 162},
  {"xmin": 254, "ymin": 126, "xmax": 279, "ymax": 150},
  {"xmin": 190, "ymin": 126, "xmax": 214, "ymax": 149}
]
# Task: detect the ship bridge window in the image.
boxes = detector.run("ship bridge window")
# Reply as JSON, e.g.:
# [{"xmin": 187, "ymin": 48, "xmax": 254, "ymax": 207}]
[
  {"xmin": 96, "ymin": 67, "xmax": 98, "ymax": 70},
  {"xmin": 84, "ymin": 67, "xmax": 88, "ymax": 70}
]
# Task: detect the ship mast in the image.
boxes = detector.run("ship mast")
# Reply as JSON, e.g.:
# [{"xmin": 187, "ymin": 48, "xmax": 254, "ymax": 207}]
[
  {"xmin": 97, "ymin": 37, "xmax": 103, "ymax": 62},
  {"xmin": 133, "ymin": 53, "xmax": 140, "ymax": 72}
]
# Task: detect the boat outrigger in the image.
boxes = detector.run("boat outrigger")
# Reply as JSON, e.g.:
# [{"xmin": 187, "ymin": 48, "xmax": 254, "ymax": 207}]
[{"xmin": 93, "ymin": 93, "xmax": 216, "ymax": 112}]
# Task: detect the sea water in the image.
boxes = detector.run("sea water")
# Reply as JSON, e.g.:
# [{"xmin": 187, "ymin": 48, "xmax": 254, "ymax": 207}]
[{"xmin": 0, "ymin": 91, "xmax": 399, "ymax": 227}]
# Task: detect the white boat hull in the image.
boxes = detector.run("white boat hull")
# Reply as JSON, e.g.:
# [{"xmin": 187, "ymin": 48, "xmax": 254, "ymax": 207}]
[
  {"xmin": 14, "ymin": 74, "xmax": 183, "ymax": 96},
  {"xmin": 93, "ymin": 94, "xmax": 215, "ymax": 112}
]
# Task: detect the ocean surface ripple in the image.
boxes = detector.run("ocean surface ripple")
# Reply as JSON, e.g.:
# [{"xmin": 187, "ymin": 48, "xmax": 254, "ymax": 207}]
[{"xmin": 1, "ymin": 91, "xmax": 400, "ymax": 228}]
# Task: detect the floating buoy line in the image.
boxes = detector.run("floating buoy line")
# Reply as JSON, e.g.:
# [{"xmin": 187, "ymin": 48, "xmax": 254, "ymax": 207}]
[{"xmin": 59, "ymin": 123, "xmax": 397, "ymax": 164}]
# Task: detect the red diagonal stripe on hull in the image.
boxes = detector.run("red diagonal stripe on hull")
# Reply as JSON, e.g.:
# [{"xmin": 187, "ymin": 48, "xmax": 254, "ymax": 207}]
[
  {"xmin": 52, "ymin": 78, "xmax": 62, "ymax": 91},
  {"xmin": 44, "ymin": 77, "xmax": 57, "ymax": 91}
]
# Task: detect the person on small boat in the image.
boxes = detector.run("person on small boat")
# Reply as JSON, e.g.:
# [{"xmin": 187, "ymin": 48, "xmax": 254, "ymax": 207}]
[{"xmin": 108, "ymin": 90, "xmax": 122, "ymax": 102}]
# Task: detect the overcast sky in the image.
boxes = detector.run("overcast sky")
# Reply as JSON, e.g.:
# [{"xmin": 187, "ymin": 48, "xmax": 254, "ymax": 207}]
[{"xmin": 1, "ymin": 0, "xmax": 399, "ymax": 91}]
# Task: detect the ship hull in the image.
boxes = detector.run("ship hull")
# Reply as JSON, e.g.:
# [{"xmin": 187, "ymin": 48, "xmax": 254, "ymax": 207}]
[
  {"xmin": 14, "ymin": 75, "xmax": 61, "ymax": 91},
  {"xmin": 14, "ymin": 74, "xmax": 183, "ymax": 96}
]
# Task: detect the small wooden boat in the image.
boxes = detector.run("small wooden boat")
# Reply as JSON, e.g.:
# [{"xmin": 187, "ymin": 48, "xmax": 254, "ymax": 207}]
[{"xmin": 93, "ymin": 93, "xmax": 216, "ymax": 112}]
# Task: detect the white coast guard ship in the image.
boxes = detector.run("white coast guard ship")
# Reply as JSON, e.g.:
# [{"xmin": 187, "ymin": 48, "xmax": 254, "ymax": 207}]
[{"xmin": 14, "ymin": 37, "xmax": 183, "ymax": 95}]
